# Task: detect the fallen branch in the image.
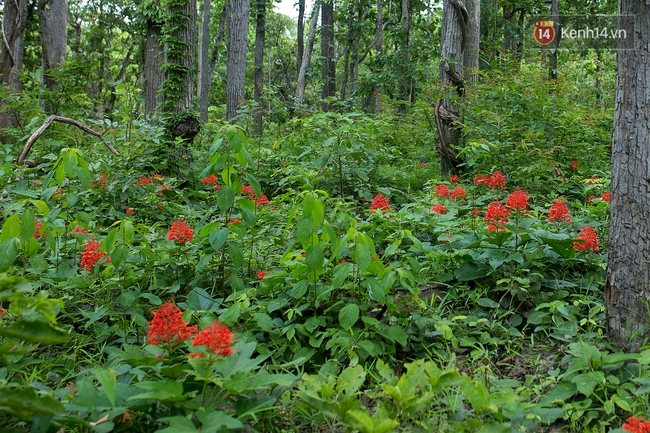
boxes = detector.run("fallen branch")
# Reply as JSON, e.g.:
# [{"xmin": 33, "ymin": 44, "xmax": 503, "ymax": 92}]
[{"xmin": 16, "ymin": 115, "xmax": 119, "ymax": 165}]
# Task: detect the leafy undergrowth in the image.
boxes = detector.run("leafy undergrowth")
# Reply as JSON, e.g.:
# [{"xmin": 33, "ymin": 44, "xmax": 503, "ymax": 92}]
[{"xmin": 0, "ymin": 73, "xmax": 648, "ymax": 433}]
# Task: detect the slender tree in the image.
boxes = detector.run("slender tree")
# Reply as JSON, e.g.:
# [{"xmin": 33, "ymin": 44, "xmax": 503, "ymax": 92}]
[
  {"xmin": 296, "ymin": 4, "xmax": 320, "ymax": 105},
  {"xmin": 38, "ymin": 0, "xmax": 68, "ymax": 114},
  {"xmin": 226, "ymin": 0, "xmax": 250, "ymax": 122},
  {"xmin": 463, "ymin": 0, "xmax": 480, "ymax": 84},
  {"xmin": 321, "ymin": 0, "xmax": 335, "ymax": 110},
  {"xmin": 197, "ymin": 0, "xmax": 211, "ymax": 123},
  {"xmin": 374, "ymin": 0, "xmax": 383, "ymax": 113},
  {"xmin": 253, "ymin": 0, "xmax": 266, "ymax": 133},
  {"xmin": 297, "ymin": 0, "xmax": 305, "ymax": 74},
  {"xmin": 605, "ymin": 9, "xmax": 648, "ymax": 352}
]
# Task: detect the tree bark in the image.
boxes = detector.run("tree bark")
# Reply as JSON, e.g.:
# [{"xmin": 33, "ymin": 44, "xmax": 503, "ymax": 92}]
[
  {"xmin": 321, "ymin": 0, "xmax": 335, "ymax": 110},
  {"xmin": 144, "ymin": 20, "xmax": 164, "ymax": 120},
  {"xmin": 605, "ymin": 9, "xmax": 648, "ymax": 352},
  {"xmin": 340, "ymin": 2, "xmax": 356, "ymax": 100},
  {"xmin": 400, "ymin": 0, "xmax": 414, "ymax": 102},
  {"xmin": 297, "ymin": 0, "xmax": 305, "ymax": 74},
  {"xmin": 197, "ymin": 0, "xmax": 211, "ymax": 123},
  {"xmin": 374, "ymin": 0, "xmax": 383, "ymax": 113},
  {"xmin": 436, "ymin": 0, "xmax": 467, "ymax": 175},
  {"xmin": 463, "ymin": 0, "xmax": 479, "ymax": 85},
  {"xmin": 38, "ymin": 0, "xmax": 68, "ymax": 114},
  {"xmin": 226, "ymin": 0, "xmax": 250, "ymax": 122},
  {"xmin": 253, "ymin": 0, "xmax": 266, "ymax": 134},
  {"xmin": 296, "ymin": 4, "xmax": 319, "ymax": 105},
  {"xmin": 549, "ymin": 0, "xmax": 560, "ymax": 79}
]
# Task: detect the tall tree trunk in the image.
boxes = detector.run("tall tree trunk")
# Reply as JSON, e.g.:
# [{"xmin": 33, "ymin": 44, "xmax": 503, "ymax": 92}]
[
  {"xmin": 38, "ymin": 0, "xmax": 68, "ymax": 114},
  {"xmin": 297, "ymin": 0, "xmax": 305, "ymax": 74},
  {"xmin": 163, "ymin": 0, "xmax": 199, "ymax": 141},
  {"xmin": 0, "ymin": 0, "xmax": 28, "ymax": 142},
  {"xmin": 321, "ymin": 1, "xmax": 335, "ymax": 110},
  {"xmin": 374, "ymin": 0, "xmax": 383, "ymax": 113},
  {"xmin": 145, "ymin": 20, "xmax": 164, "ymax": 120},
  {"xmin": 605, "ymin": 9, "xmax": 647, "ymax": 352},
  {"xmin": 463, "ymin": 0, "xmax": 480, "ymax": 85},
  {"xmin": 253, "ymin": 0, "xmax": 266, "ymax": 134},
  {"xmin": 340, "ymin": 2, "xmax": 355, "ymax": 100},
  {"xmin": 296, "ymin": 4, "xmax": 320, "ymax": 105},
  {"xmin": 400, "ymin": 0, "xmax": 414, "ymax": 102},
  {"xmin": 226, "ymin": 0, "xmax": 250, "ymax": 122},
  {"xmin": 436, "ymin": 0, "xmax": 467, "ymax": 175},
  {"xmin": 197, "ymin": 0, "xmax": 211, "ymax": 123},
  {"xmin": 549, "ymin": 0, "xmax": 560, "ymax": 79}
]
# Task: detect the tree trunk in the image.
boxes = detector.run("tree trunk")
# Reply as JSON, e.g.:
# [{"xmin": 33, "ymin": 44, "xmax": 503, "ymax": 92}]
[
  {"xmin": 145, "ymin": 20, "xmax": 164, "ymax": 120},
  {"xmin": 321, "ymin": 0, "xmax": 335, "ymax": 110},
  {"xmin": 374, "ymin": 0, "xmax": 383, "ymax": 113},
  {"xmin": 463, "ymin": 0, "xmax": 480, "ymax": 85},
  {"xmin": 549, "ymin": 0, "xmax": 560, "ymax": 79},
  {"xmin": 436, "ymin": 0, "xmax": 467, "ymax": 175},
  {"xmin": 226, "ymin": 0, "xmax": 250, "ymax": 122},
  {"xmin": 340, "ymin": 2, "xmax": 355, "ymax": 100},
  {"xmin": 163, "ymin": 0, "xmax": 199, "ymax": 141},
  {"xmin": 253, "ymin": 0, "xmax": 266, "ymax": 134},
  {"xmin": 0, "ymin": 0, "xmax": 28, "ymax": 141},
  {"xmin": 297, "ymin": 0, "xmax": 305, "ymax": 74},
  {"xmin": 400, "ymin": 0, "xmax": 414, "ymax": 102},
  {"xmin": 605, "ymin": 9, "xmax": 648, "ymax": 352},
  {"xmin": 296, "ymin": 4, "xmax": 320, "ymax": 105},
  {"xmin": 38, "ymin": 0, "xmax": 68, "ymax": 114},
  {"xmin": 197, "ymin": 0, "xmax": 211, "ymax": 123}
]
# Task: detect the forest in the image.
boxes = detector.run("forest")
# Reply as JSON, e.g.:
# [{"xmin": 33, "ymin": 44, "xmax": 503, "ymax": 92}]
[{"xmin": 1, "ymin": 0, "xmax": 649, "ymax": 432}]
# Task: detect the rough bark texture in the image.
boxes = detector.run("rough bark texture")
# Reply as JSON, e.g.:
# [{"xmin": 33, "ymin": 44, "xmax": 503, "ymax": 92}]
[
  {"xmin": 297, "ymin": 0, "xmax": 305, "ymax": 74},
  {"xmin": 197, "ymin": 0, "xmax": 211, "ymax": 123},
  {"xmin": 144, "ymin": 21, "xmax": 164, "ymax": 120},
  {"xmin": 436, "ymin": 0, "xmax": 466, "ymax": 175},
  {"xmin": 321, "ymin": 1, "xmax": 335, "ymax": 110},
  {"xmin": 165, "ymin": 0, "xmax": 199, "ymax": 141},
  {"xmin": 462, "ymin": 0, "xmax": 479, "ymax": 84},
  {"xmin": 296, "ymin": 4, "xmax": 319, "ymax": 105},
  {"xmin": 549, "ymin": 0, "xmax": 560, "ymax": 79},
  {"xmin": 38, "ymin": 0, "xmax": 68, "ymax": 114},
  {"xmin": 226, "ymin": 0, "xmax": 250, "ymax": 122},
  {"xmin": 340, "ymin": 2, "xmax": 355, "ymax": 100},
  {"xmin": 0, "ymin": 0, "xmax": 28, "ymax": 141},
  {"xmin": 605, "ymin": 9, "xmax": 648, "ymax": 352},
  {"xmin": 400, "ymin": 0, "xmax": 414, "ymax": 102},
  {"xmin": 253, "ymin": 0, "xmax": 266, "ymax": 134},
  {"xmin": 374, "ymin": 0, "xmax": 383, "ymax": 113}
]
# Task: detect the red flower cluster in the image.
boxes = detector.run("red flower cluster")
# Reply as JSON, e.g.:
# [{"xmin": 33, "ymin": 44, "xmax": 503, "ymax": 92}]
[
  {"xmin": 72, "ymin": 226, "xmax": 89, "ymax": 235},
  {"xmin": 430, "ymin": 204, "xmax": 446, "ymax": 214},
  {"xmin": 125, "ymin": 208, "xmax": 135, "ymax": 215},
  {"xmin": 449, "ymin": 174, "xmax": 462, "ymax": 183},
  {"xmin": 80, "ymin": 239, "xmax": 110, "ymax": 271},
  {"xmin": 138, "ymin": 174, "xmax": 164, "ymax": 185},
  {"xmin": 418, "ymin": 162, "xmax": 426, "ymax": 168},
  {"xmin": 623, "ymin": 417, "xmax": 650, "ymax": 433},
  {"xmin": 167, "ymin": 221, "xmax": 194, "ymax": 244},
  {"xmin": 570, "ymin": 160, "xmax": 579, "ymax": 169},
  {"xmin": 202, "ymin": 174, "xmax": 218, "ymax": 184},
  {"xmin": 485, "ymin": 200, "xmax": 510, "ymax": 232},
  {"xmin": 147, "ymin": 301, "xmax": 198, "ymax": 346},
  {"xmin": 506, "ymin": 189, "xmax": 529, "ymax": 210},
  {"xmin": 451, "ymin": 185, "xmax": 466, "ymax": 201},
  {"xmin": 470, "ymin": 208, "xmax": 481, "ymax": 216},
  {"xmin": 242, "ymin": 185, "xmax": 270, "ymax": 205},
  {"xmin": 192, "ymin": 321, "xmax": 234, "ymax": 356},
  {"xmin": 228, "ymin": 218, "xmax": 242, "ymax": 224},
  {"xmin": 601, "ymin": 191, "xmax": 611, "ymax": 201},
  {"xmin": 473, "ymin": 171, "xmax": 506, "ymax": 189},
  {"xmin": 257, "ymin": 270, "xmax": 270, "ymax": 279},
  {"xmin": 547, "ymin": 199, "xmax": 571, "ymax": 223},
  {"xmin": 34, "ymin": 219, "xmax": 45, "ymax": 239},
  {"xmin": 254, "ymin": 194, "xmax": 270, "ymax": 205},
  {"xmin": 587, "ymin": 176, "xmax": 601, "ymax": 185},
  {"xmin": 435, "ymin": 184, "xmax": 450, "ymax": 198},
  {"xmin": 137, "ymin": 176, "xmax": 150, "ymax": 185},
  {"xmin": 92, "ymin": 173, "xmax": 109, "ymax": 188},
  {"xmin": 573, "ymin": 226, "xmax": 599, "ymax": 252},
  {"xmin": 370, "ymin": 194, "xmax": 391, "ymax": 211},
  {"xmin": 52, "ymin": 188, "xmax": 64, "ymax": 198}
]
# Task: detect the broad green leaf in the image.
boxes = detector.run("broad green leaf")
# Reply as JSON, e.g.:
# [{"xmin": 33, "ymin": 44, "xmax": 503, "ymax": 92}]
[
  {"xmin": 110, "ymin": 245, "xmax": 128, "ymax": 269},
  {"xmin": 305, "ymin": 245, "xmax": 324, "ymax": 270},
  {"xmin": 0, "ymin": 320, "xmax": 69, "ymax": 344},
  {"xmin": 0, "ymin": 386, "xmax": 65, "ymax": 421},
  {"xmin": 291, "ymin": 280, "xmax": 308, "ymax": 298},
  {"xmin": 66, "ymin": 192, "xmax": 78, "ymax": 207},
  {"xmin": 1, "ymin": 214, "xmax": 21, "ymax": 242},
  {"xmin": 337, "ymin": 364, "xmax": 366, "ymax": 396},
  {"xmin": 157, "ymin": 416, "xmax": 200, "ymax": 433},
  {"xmin": 20, "ymin": 209, "xmax": 35, "ymax": 243},
  {"xmin": 245, "ymin": 173, "xmax": 261, "ymax": 198},
  {"xmin": 355, "ymin": 243, "xmax": 370, "ymax": 272},
  {"xmin": 122, "ymin": 221, "xmax": 134, "ymax": 244},
  {"xmin": 228, "ymin": 243, "xmax": 244, "ymax": 267},
  {"xmin": 217, "ymin": 186, "xmax": 236, "ymax": 211},
  {"xmin": 387, "ymin": 325, "xmax": 408, "ymax": 346},
  {"xmin": 331, "ymin": 263, "xmax": 351, "ymax": 289},
  {"xmin": 196, "ymin": 409, "xmax": 244, "ymax": 432},
  {"xmin": 93, "ymin": 368, "xmax": 117, "ymax": 407},
  {"xmin": 209, "ymin": 228, "xmax": 229, "ymax": 252},
  {"xmin": 477, "ymin": 298, "xmax": 500, "ymax": 309},
  {"xmin": 253, "ymin": 313, "xmax": 275, "ymax": 330},
  {"xmin": 103, "ymin": 228, "xmax": 118, "ymax": 252},
  {"xmin": 339, "ymin": 303, "xmax": 359, "ymax": 329}
]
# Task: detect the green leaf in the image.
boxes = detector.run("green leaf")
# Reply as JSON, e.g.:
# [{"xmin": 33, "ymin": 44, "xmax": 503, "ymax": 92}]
[
  {"xmin": 0, "ymin": 238, "xmax": 19, "ymax": 273},
  {"xmin": 110, "ymin": 245, "xmax": 129, "ymax": 269},
  {"xmin": 103, "ymin": 228, "xmax": 118, "ymax": 252},
  {"xmin": 291, "ymin": 280, "xmax": 309, "ymax": 298},
  {"xmin": 0, "ymin": 320, "xmax": 69, "ymax": 344},
  {"xmin": 217, "ymin": 186, "xmax": 236, "ymax": 211},
  {"xmin": 305, "ymin": 245, "xmax": 324, "ymax": 270},
  {"xmin": 477, "ymin": 298, "xmax": 500, "ymax": 309},
  {"xmin": 20, "ymin": 209, "xmax": 35, "ymax": 244},
  {"xmin": 196, "ymin": 409, "xmax": 244, "ymax": 432},
  {"xmin": 131, "ymin": 380, "xmax": 187, "ymax": 402},
  {"xmin": 476, "ymin": 422, "xmax": 513, "ymax": 433},
  {"xmin": 253, "ymin": 313, "xmax": 275, "ymax": 330},
  {"xmin": 387, "ymin": 325, "xmax": 408, "ymax": 346},
  {"xmin": 227, "ymin": 243, "xmax": 244, "ymax": 267},
  {"xmin": 245, "ymin": 173, "xmax": 261, "ymax": 198},
  {"xmin": 122, "ymin": 221, "xmax": 134, "ymax": 244},
  {"xmin": 1, "ymin": 214, "xmax": 21, "ymax": 242},
  {"xmin": 66, "ymin": 192, "xmax": 78, "ymax": 207},
  {"xmin": 331, "ymin": 263, "xmax": 351, "ymax": 289},
  {"xmin": 93, "ymin": 368, "xmax": 117, "ymax": 407},
  {"xmin": 157, "ymin": 416, "xmax": 200, "ymax": 433},
  {"xmin": 0, "ymin": 386, "xmax": 65, "ymax": 421},
  {"xmin": 339, "ymin": 303, "xmax": 359, "ymax": 329},
  {"xmin": 355, "ymin": 243, "xmax": 371, "ymax": 272},
  {"xmin": 186, "ymin": 287, "xmax": 219, "ymax": 311},
  {"xmin": 209, "ymin": 228, "xmax": 229, "ymax": 252},
  {"xmin": 337, "ymin": 364, "xmax": 366, "ymax": 396}
]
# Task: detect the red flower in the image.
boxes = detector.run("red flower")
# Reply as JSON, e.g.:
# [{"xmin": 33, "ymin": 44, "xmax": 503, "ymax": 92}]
[
  {"xmin": 52, "ymin": 188, "xmax": 63, "ymax": 198},
  {"xmin": 147, "ymin": 301, "xmax": 198, "ymax": 346},
  {"xmin": 242, "ymin": 185, "xmax": 255, "ymax": 197},
  {"xmin": 587, "ymin": 176, "xmax": 601, "ymax": 185},
  {"xmin": 435, "ymin": 184, "xmax": 450, "ymax": 198},
  {"xmin": 573, "ymin": 226, "xmax": 599, "ymax": 252},
  {"xmin": 418, "ymin": 162, "xmax": 426, "ymax": 168},
  {"xmin": 547, "ymin": 199, "xmax": 571, "ymax": 223},
  {"xmin": 92, "ymin": 173, "xmax": 109, "ymax": 188},
  {"xmin": 228, "ymin": 218, "xmax": 242, "ymax": 224},
  {"xmin": 430, "ymin": 204, "xmax": 446, "ymax": 214},
  {"xmin": 370, "ymin": 194, "xmax": 391, "ymax": 211},
  {"xmin": 192, "ymin": 321, "xmax": 234, "ymax": 357},
  {"xmin": 601, "ymin": 191, "xmax": 611, "ymax": 201},
  {"xmin": 485, "ymin": 200, "xmax": 510, "ymax": 231},
  {"xmin": 570, "ymin": 160, "xmax": 579, "ymax": 169},
  {"xmin": 470, "ymin": 208, "xmax": 481, "ymax": 216},
  {"xmin": 488, "ymin": 171, "xmax": 506, "ymax": 189},
  {"xmin": 80, "ymin": 239, "xmax": 110, "ymax": 271},
  {"xmin": 505, "ymin": 189, "xmax": 529, "ymax": 210},
  {"xmin": 587, "ymin": 195, "xmax": 597, "ymax": 203},
  {"xmin": 213, "ymin": 184, "xmax": 222, "ymax": 191},
  {"xmin": 0, "ymin": 306, "xmax": 8, "ymax": 316},
  {"xmin": 72, "ymin": 227, "xmax": 89, "ymax": 235},
  {"xmin": 623, "ymin": 416, "xmax": 650, "ymax": 433},
  {"xmin": 125, "ymin": 208, "xmax": 135, "ymax": 215},
  {"xmin": 449, "ymin": 174, "xmax": 462, "ymax": 183},
  {"xmin": 34, "ymin": 219, "xmax": 45, "ymax": 239},
  {"xmin": 254, "ymin": 194, "xmax": 270, "ymax": 206},
  {"xmin": 441, "ymin": 232, "xmax": 453, "ymax": 243},
  {"xmin": 167, "ymin": 221, "xmax": 194, "ymax": 244},
  {"xmin": 257, "ymin": 270, "xmax": 270, "ymax": 279},
  {"xmin": 473, "ymin": 174, "xmax": 491, "ymax": 185},
  {"xmin": 451, "ymin": 185, "xmax": 467, "ymax": 201},
  {"xmin": 137, "ymin": 176, "xmax": 150, "ymax": 185},
  {"xmin": 149, "ymin": 173, "xmax": 164, "ymax": 182},
  {"xmin": 202, "ymin": 174, "xmax": 218, "ymax": 185},
  {"xmin": 157, "ymin": 184, "xmax": 171, "ymax": 198}
]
